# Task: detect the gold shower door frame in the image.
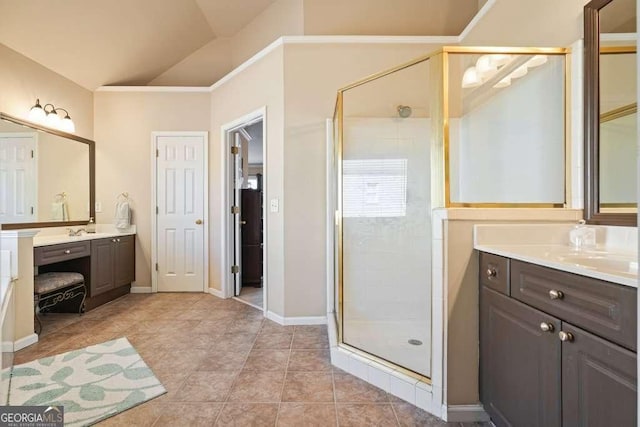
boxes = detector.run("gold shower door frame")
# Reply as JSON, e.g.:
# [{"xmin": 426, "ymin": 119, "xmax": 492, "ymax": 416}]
[{"xmin": 333, "ymin": 46, "xmax": 571, "ymax": 382}]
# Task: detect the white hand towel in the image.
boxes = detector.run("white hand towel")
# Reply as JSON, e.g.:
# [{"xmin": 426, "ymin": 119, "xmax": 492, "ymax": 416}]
[
  {"xmin": 114, "ymin": 201, "xmax": 131, "ymax": 229},
  {"xmin": 51, "ymin": 202, "xmax": 69, "ymax": 221}
]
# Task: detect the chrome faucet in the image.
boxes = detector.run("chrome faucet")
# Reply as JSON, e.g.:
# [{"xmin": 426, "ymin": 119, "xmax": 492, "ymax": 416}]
[{"xmin": 67, "ymin": 228, "xmax": 85, "ymax": 236}]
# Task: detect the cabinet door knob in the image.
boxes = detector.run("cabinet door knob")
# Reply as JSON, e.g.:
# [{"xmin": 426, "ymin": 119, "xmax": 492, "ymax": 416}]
[
  {"xmin": 112, "ymin": 238, "xmax": 117, "ymax": 243},
  {"xmin": 540, "ymin": 322, "xmax": 554, "ymax": 332},
  {"xmin": 116, "ymin": 238, "xmax": 121, "ymax": 242},
  {"xmin": 486, "ymin": 268, "xmax": 497, "ymax": 278},
  {"xmin": 195, "ymin": 219, "xmax": 203, "ymax": 225},
  {"xmin": 64, "ymin": 249, "xmax": 71, "ymax": 254},
  {"xmin": 558, "ymin": 331, "xmax": 574, "ymax": 342},
  {"xmin": 549, "ymin": 289, "xmax": 564, "ymax": 300}
]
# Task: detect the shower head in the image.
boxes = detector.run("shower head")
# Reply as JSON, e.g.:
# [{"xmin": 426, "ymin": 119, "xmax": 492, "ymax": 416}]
[{"xmin": 397, "ymin": 105, "xmax": 412, "ymax": 118}]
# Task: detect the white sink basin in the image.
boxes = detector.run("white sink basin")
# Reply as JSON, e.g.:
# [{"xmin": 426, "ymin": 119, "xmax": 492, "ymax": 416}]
[{"xmin": 556, "ymin": 253, "xmax": 638, "ymax": 276}]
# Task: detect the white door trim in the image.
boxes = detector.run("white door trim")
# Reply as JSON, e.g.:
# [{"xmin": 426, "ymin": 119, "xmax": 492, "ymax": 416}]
[
  {"xmin": 151, "ymin": 131, "xmax": 209, "ymax": 293},
  {"xmin": 220, "ymin": 107, "xmax": 267, "ymax": 316}
]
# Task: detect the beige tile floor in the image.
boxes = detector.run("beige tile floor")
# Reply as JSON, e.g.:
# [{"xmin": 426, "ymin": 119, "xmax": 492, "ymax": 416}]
[
  {"xmin": 237, "ymin": 286, "xmax": 264, "ymax": 309},
  {"xmin": 16, "ymin": 293, "xmax": 488, "ymax": 426}
]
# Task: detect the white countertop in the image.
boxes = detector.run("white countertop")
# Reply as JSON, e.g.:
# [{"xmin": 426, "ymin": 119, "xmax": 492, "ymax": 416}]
[
  {"xmin": 475, "ymin": 243, "xmax": 637, "ymax": 288},
  {"xmin": 474, "ymin": 224, "xmax": 638, "ymax": 288},
  {"xmin": 32, "ymin": 225, "xmax": 136, "ymax": 247}
]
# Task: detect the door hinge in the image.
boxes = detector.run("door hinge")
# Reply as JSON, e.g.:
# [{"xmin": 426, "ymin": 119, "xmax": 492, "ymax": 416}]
[
  {"xmin": 156, "ymin": 206, "xmax": 159, "ymax": 214},
  {"xmin": 156, "ymin": 149, "xmax": 159, "ymax": 157},
  {"xmin": 231, "ymin": 265, "xmax": 239, "ymax": 274},
  {"xmin": 155, "ymin": 263, "xmax": 158, "ymax": 271},
  {"xmin": 31, "ymin": 206, "xmax": 34, "ymax": 215},
  {"xmin": 31, "ymin": 150, "xmax": 34, "ymax": 158},
  {"xmin": 230, "ymin": 146, "xmax": 239, "ymax": 155},
  {"xmin": 231, "ymin": 205, "xmax": 240, "ymax": 214}
]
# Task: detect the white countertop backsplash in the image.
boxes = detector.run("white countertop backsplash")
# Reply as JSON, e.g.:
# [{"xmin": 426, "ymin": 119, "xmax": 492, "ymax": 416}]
[{"xmin": 474, "ymin": 223, "xmax": 638, "ymax": 288}]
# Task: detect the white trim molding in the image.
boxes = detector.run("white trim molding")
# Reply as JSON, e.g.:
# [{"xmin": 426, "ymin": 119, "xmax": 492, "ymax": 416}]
[
  {"xmin": 130, "ymin": 286, "xmax": 152, "ymax": 294},
  {"xmin": 95, "ymin": 86, "xmax": 211, "ymax": 93},
  {"xmin": 266, "ymin": 311, "xmax": 327, "ymax": 326},
  {"xmin": 14, "ymin": 333, "xmax": 38, "ymax": 351},
  {"xmin": 209, "ymin": 287, "xmax": 225, "ymax": 299}
]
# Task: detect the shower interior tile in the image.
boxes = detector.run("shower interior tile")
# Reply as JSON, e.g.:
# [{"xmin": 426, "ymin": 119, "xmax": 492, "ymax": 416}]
[
  {"xmin": 389, "ymin": 370, "xmax": 418, "ymax": 405},
  {"xmin": 348, "ymin": 353, "xmax": 371, "ymax": 381}
]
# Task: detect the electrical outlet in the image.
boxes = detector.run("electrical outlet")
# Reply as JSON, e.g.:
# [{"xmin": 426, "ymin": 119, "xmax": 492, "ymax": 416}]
[
  {"xmin": 95, "ymin": 202, "xmax": 102, "ymax": 213},
  {"xmin": 270, "ymin": 198, "xmax": 279, "ymax": 213}
]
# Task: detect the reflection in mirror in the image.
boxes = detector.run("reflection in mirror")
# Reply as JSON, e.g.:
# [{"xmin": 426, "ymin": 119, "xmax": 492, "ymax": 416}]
[
  {"xmin": 0, "ymin": 117, "xmax": 90, "ymax": 224},
  {"xmin": 448, "ymin": 52, "xmax": 566, "ymax": 205},
  {"xmin": 584, "ymin": 0, "xmax": 637, "ymax": 225}
]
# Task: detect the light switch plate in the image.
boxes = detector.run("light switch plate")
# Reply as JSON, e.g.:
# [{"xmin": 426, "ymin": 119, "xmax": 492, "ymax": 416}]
[
  {"xmin": 270, "ymin": 198, "xmax": 279, "ymax": 213},
  {"xmin": 95, "ymin": 202, "xmax": 102, "ymax": 213}
]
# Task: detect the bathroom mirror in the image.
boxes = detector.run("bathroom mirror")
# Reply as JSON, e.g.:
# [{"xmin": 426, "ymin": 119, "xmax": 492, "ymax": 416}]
[
  {"xmin": 0, "ymin": 112, "xmax": 95, "ymax": 230},
  {"xmin": 584, "ymin": 0, "xmax": 637, "ymax": 225}
]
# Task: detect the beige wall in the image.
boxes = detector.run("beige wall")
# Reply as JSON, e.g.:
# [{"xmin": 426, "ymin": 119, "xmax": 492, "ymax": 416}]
[
  {"xmin": 282, "ymin": 42, "xmax": 446, "ymax": 316},
  {"xmin": 93, "ymin": 91, "xmax": 212, "ymax": 288},
  {"xmin": 231, "ymin": 0, "xmax": 304, "ymax": 67},
  {"xmin": 461, "ymin": 0, "xmax": 588, "ymax": 46},
  {"xmin": 0, "ymin": 43, "xmax": 93, "ymax": 138},
  {"xmin": 444, "ymin": 209, "xmax": 582, "ymax": 405},
  {"xmin": 149, "ymin": 38, "xmax": 233, "ymax": 87},
  {"xmin": 209, "ymin": 45, "xmax": 285, "ymax": 315},
  {"xmin": 303, "ymin": 0, "xmax": 478, "ymax": 36}
]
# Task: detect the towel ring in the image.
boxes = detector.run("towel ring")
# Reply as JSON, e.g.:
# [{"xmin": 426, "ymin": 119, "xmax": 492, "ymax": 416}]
[
  {"xmin": 117, "ymin": 192, "xmax": 129, "ymax": 201},
  {"xmin": 55, "ymin": 192, "xmax": 67, "ymax": 201}
]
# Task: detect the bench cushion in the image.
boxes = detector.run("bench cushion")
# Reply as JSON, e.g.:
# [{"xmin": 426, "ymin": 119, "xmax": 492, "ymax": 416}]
[{"xmin": 34, "ymin": 272, "xmax": 84, "ymax": 294}]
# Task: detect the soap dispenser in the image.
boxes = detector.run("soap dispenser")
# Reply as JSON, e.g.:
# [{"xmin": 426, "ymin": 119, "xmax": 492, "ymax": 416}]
[
  {"xmin": 86, "ymin": 217, "xmax": 96, "ymax": 233},
  {"xmin": 569, "ymin": 219, "xmax": 596, "ymax": 249}
]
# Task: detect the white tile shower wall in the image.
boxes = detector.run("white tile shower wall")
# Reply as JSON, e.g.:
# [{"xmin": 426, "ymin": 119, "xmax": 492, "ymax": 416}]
[{"xmin": 342, "ymin": 117, "xmax": 431, "ymax": 377}]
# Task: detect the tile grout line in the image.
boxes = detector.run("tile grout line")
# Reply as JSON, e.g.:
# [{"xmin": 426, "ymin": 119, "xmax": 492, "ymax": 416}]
[
  {"xmin": 212, "ymin": 312, "xmax": 265, "ymax": 425},
  {"xmin": 274, "ymin": 331, "xmax": 294, "ymax": 426}
]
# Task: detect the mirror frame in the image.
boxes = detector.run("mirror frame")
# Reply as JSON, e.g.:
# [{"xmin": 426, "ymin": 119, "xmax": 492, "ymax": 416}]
[
  {"xmin": 0, "ymin": 112, "xmax": 95, "ymax": 230},
  {"xmin": 584, "ymin": 0, "xmax": 637, "ymax": 226}
]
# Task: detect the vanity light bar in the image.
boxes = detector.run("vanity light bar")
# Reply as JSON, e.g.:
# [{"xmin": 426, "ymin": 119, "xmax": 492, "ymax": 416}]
[
  {"xmin": 460, "ymin": 54, "xmax": 548, "ymax": 89},
  {"xmin": 28, "ymin": 99, "xmax": 76, "ymax": 133}
]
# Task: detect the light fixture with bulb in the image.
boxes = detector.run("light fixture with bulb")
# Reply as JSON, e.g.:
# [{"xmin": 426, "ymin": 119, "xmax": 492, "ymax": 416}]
[
  {"xmin": 461, "ymin": 54, "xmax": 549, "ymax": 90},
  {"xmin": 27, "ymin": 99, "xmax": 76, "ymax": 133}
]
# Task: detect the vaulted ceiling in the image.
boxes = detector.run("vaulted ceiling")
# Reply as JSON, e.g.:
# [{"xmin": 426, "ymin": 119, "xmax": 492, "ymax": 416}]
[{"xmin": 0, "ymin": 0, "xmax": 482, "ymax": 90}]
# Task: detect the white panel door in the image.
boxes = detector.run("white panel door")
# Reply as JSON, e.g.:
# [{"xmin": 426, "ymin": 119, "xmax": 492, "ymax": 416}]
[
  {"xmin": 156, "ymin": 134, "xmax": 205, "ymax": 292},
  {"xmin": 0, "ymin": 133, "xmax": 37, "ymax": 224}
]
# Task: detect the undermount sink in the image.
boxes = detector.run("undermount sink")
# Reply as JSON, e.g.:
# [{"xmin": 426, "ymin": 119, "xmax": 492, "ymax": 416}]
[{"xmin": 555, "ymin": 253, "xmax": 638, "ymax": 275}]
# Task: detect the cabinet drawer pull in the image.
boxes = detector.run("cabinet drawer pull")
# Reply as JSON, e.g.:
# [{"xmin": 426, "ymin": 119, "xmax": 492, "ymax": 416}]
[
  {"xmin": 64, "ymin": 250, "xmax": 71, "ymax": 254},
  {"xmin": 112, "ymin": 239, "xmax": 117, "ymax": 243},
  {"xmin": 116, "ymin": 238, "xmax": 121, "ymax": 242},
  {"xmin": 540, "ymin": 322, "xmax": 554, "ymax": 332},
  {"xmin": 486, "ymin": 268, "xmax": 497, "ymax": 278},
  {"xmin": 558, "ymin": 331, "xmax": 574, "ymax": 342},
  {"xmin": 548, "ymin": 289, "xmax": 564, "ymax": 300}
]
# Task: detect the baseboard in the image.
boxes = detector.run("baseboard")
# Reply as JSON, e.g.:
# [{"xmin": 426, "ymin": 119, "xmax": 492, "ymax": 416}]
[
  {"xmin": 14, "ymin": 333, "xmax": 38, "ymax": 351},
  {"xmin": 1, "ymin": 341, "xmax": 13, "ymax": 353},
  {"xmin": 445, "ymin": 404, "xmax": 490, "ymax": 422},
  {"xmin": 209, "ymin": 288, "xmax": 225, "ymax": 299},
  {"xmin": 130, "ymin": 286, "xmax": 152, "ymax": 294},
  {"xmin": 266, "ymin": 311, "xmax": 327, "ymax": 326}
]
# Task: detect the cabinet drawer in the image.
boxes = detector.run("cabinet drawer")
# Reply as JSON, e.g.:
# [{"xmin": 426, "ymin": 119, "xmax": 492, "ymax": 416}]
[
  {"xmin": 511, "ymin": 260, "xmax": 637, "ymax": 350},
  {"xmin": 479, "ymin": 252, "xmax": 510, "ymax": 295},
  {"xmin": 34, "ymin": 241, "xmax": 91, "ymax": 266}
]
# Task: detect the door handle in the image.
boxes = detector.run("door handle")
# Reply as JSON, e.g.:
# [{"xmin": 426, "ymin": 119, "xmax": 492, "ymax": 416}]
[
  {"xmin": 240, "ymin": 220, "xmax": 247, "ymax": 225},
  {"xmin": 195, "ymin": 219, "xmax": 203, "ymax": 225}
]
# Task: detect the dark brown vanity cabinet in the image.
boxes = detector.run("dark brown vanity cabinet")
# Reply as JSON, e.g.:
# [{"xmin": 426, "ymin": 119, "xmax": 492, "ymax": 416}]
[
  {"xmin": 479, "ymin": 252, "xmax": 637, "ymax": 427},
  {"xmin": 90, "ymin": 236, "xmax": 135, "ymax": 297}
]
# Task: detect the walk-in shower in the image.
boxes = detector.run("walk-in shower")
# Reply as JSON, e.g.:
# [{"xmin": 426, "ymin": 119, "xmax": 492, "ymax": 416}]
[{"xmin": 331, "ymin": 47, "xmax": 569, "ymax": 385}]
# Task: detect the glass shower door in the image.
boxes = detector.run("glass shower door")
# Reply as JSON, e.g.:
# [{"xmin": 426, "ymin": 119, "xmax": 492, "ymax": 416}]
[{"xmin": 339, "ymin": 59, "xmax": 432, "ymax": 378}]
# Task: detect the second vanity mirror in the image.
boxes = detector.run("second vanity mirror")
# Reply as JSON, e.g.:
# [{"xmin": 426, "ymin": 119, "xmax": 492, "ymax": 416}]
[
  {"xmin": 0, "ymin": 112, "xmax": 95, "ymax": 229},
  {"xmin": 584, "ymin": 0, "xmax": 637, "ymax": 225}
]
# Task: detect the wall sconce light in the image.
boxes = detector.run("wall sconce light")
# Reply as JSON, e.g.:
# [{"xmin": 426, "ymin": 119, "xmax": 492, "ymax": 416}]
[{"xmin": 28, "ymin": 99, "xmax": 76, "ymax": 133}]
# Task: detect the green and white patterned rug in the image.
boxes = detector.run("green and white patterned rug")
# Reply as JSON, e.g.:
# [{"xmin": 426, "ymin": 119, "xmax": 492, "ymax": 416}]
[{"xmin": 9, "ymin": 337, "xmax": 166, "ymax": 426}]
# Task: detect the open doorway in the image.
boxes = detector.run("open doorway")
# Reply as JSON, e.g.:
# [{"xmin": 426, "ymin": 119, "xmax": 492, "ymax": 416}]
[{"xmin": 223, "ymin": 111, "xmax": 266, "ymax": 312}]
